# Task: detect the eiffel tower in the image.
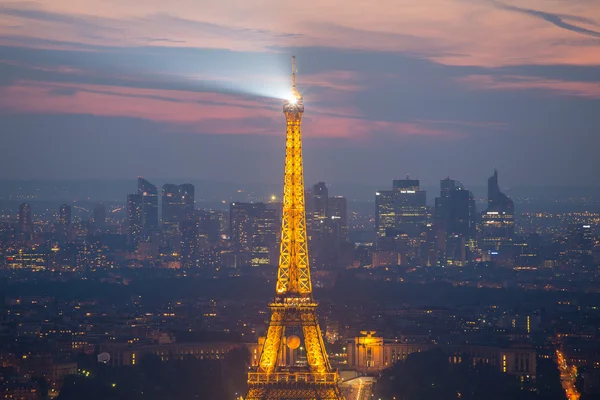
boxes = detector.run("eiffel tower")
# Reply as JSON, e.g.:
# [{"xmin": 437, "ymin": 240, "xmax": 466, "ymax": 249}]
[{"xmin": 245, "ymin": 57, "xmax": 345, "ymax": 400}]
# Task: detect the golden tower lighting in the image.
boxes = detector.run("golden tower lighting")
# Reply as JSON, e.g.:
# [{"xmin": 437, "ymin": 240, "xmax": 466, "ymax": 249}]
[{"xmin": 245, "ymin": 56, "xmax": 345, "ymax": 400}]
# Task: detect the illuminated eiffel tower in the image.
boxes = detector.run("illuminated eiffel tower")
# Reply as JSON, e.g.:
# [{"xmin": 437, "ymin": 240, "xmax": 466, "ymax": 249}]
[{"xmin": 245, "ymin": 57, "xmax": 345, "ymax": 400}]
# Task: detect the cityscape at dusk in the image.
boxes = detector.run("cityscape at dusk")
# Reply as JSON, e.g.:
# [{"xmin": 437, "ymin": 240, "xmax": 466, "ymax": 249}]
[{"xmin": 1, "ymin": 0, "xmax": 600, "ymax": 399}]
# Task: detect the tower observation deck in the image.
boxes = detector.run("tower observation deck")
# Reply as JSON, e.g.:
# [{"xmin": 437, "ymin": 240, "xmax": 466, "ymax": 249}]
[{"xmin": 245, "ymin": 57, "xmax": 345, "ymax": 400}]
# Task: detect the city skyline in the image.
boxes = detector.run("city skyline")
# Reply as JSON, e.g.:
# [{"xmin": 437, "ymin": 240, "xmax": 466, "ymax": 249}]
[
  {"xmin": 1, "ymin": 3, "xmax": 600, "ymax": 399},
  {"xmin": 1, "ymin": 1, "xmax": 599, "ymax": 186}
]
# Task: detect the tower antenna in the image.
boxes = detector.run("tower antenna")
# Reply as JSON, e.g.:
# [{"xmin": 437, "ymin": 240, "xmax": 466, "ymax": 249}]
[{"xmin": 291, "ymin": 55, "xmax": 300, "ymax": 99}]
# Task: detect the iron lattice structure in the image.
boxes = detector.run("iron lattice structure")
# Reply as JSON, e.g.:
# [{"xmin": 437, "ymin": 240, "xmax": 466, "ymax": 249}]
[{"xmin": 245, "ymin": 57, "xmax": 345, "ymax": 400}]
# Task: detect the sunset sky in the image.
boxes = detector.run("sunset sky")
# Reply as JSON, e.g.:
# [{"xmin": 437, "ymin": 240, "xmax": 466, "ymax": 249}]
[{"xmin": 1, "ymin": 0, "xmax": 599, "ymax": 187}]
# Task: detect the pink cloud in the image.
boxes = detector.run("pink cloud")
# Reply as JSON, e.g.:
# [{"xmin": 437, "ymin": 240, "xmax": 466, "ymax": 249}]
[
  {"xmin": 458, "ymin": 74, "xmax": 600, "ymax": 98},
  {"xmin": 0, "ymin": 80, "xmax": 455, "ymax": 138},
  {"xmin": 1, "ymin": 0, "xmax": 600, "ymax": 67}
]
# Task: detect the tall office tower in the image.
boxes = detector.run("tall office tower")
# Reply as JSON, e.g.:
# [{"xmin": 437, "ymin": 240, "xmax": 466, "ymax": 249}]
[
  {"xmin": 230, "ymin": 202, "xmax": 255, "ymax": 252},
  {"xmin": 481, "ymin": 170, "xmax": 515, "ymax": 251},
  {"xmin": 313, "ymin": 182, "xmax": 328, "ymax": 218},
  {"xmin": 434, "ymin": 178, "xmax": 477, "ymax": 266},
  {"xmin": 91, "ymin": 203, "xmax": 106, "ymax": 234},
  {"xmin": 246, "ymin": 56, "xmax": 343, "ymax": 400},
  {"xmin": 230, "ymin": 202, "xmax": 278, "ymax": 266},
  {"xmin": 393, "ymin": 178, "xmax": 427, "ymax": 239},
  {"xmin": 162, "ymin": 183, "xmax": 181, "ymax": 233},
  {"xmin": 375, "ymin": 190, "xmax": 396, "ymax": 238},
  {"xmin": 376, "ymin": 179, "xmax": 427, "ymax": 239},
  {"xmin": 196, "ymin": 210, "xmax": 220, "ymax": 244},
  {"xmin": 127, "ymin": 194, "xmax": 143, "ymax": 247},
  {"xmin": 253, "ymin": 207, "xmax": 278, "ymax": 266},
  {"xmin": 59, "ymin": 204, "xmax": 72, "ymax": 227},
  {"xmin": 327, "ymin": 196, "xmax": 348, "ymax": 242},
  {"xmin": 375, "ymin": 179, "xmax": 427, "ymax": 265},
  {"xmin": 312, "ymin": 182, "xmax": 329, "ymax": 237},
  {"xmin": 210, "ymin": 210, "xmax": 228, "ymax": 240},
  {"xmin": 17, "ymin": 203, "xmax": 33, "ymax": 242},
  {"xmin": 137, "ymin": 177, "xmax": 158, "ymax": 238},
  {"xmin": 180, "ymin": 215, "xmax": 199, "ymax": 268},
  {"xmin": 179, "ymin": 183, "xmax": 195, "ymax": 219},
  {"xmin": 57, "ymin": 204, "xmax": 72, "ymax": 243},
  {"xmin": 162, "ymin": 183, "xmax": 195, "ymax": 234}
]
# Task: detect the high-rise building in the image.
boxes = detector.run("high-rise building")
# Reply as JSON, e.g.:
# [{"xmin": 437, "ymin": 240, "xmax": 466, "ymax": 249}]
[
  {"xmin": 376, "ymin": 179, "xmax": 427, "ymax": 239},
  {"xmin": 127, "ymin": 194, "xmax": 143, "ymax": 247},
  {"xmin": 375, "ymin": 179, "xmax": 427, "ymax": 266},
  {"xmin": 162, "ymin": 183, "xmax": 180, "ymax": 232},
  {"xmin": 162, "ymin": 183, "xmax": 196, "ymax": 233},
  {"xmin": 138, "ymin": 177, "xmax": 158, "ymax": 238},
  {"xmin": 434, "ymin": 178, "xmax": 477, "ymax": 266},
  {"xmin": 59, "ymin": 204, "xmax": 71, "ymax": 227},
  {"xmin": 327, "ymin": 196, "xmax": 348, "ymax": 242},
  {"xmin": 230, "ymin": 202, "xmax": 278, "ymax": 266},
  {"xmin": 91, "ymin": 203, "xmax": 106, "ymax": 233},
  {"xmin": 17, "ymin": 203, "xmax": 33, "ymax": 242},
  {"xmin": 312, "ymin": 182, "xmax": 328, "ymax": 238},
  {"xmin": 375, "ymin": 190, "xmax": 396, "ymax": 238},
  {"xmin": 57, "ymin": 204, "xmax": 72, "ymax": 243},
  {"xmin": 481, "ymin": 170, "xmax": 514, "ymax": 251},
  {"xmin": 180, "ymin": 214, "xmax": 199, "ymax": 268}
]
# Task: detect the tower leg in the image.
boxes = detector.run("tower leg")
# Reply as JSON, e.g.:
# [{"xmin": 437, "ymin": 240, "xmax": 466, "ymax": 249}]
[
  {"xmin": 302, "ymin": 309, "xmax": 330, "ymax": 374},
  {"xmin": 258, "ymin": 309, "xmax": 285, "ymax": 373}
]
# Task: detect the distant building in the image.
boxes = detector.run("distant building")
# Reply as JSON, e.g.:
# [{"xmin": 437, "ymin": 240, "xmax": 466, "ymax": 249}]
[
  {"xmin": 312, "ymin": 182, "xmax": 329, "ymax": 239},
  {"xmin": 91, "ymin": 203, "xmax": 106, "ymax": 233},
  {"xmin": 17, "ymin": 203, "xmax": 33, "ymax": 242},
  {"xmin": 138, "ymin": 177, "xmax": 159, "ymax": 238},
  {"xmin": 328, "ymin": 196, "xmax": 348, "ymax": 242},
  {"xmin": 230, "ymin": 202, "xmax": 278, "ymax": 266},
  {"xmin": 59, "ymin": 204, "xmax": 71, "ymax": 227},
  {"xmin": 481, "ymin": 170, "xmax": 514, "ymax": 252},
  {"xmin": 162, "ymin": 183, "xmax": 195, "ymax": 233},
  {"xmin": 375, "ymin": 178, "xmax": 427, "ymax": 265},
  {"xmin": 434, "ymin": 178, "xmax": 477, "ymax": 266},
  {"xmin": 376, "ymin": 179, "xmax": 427, "ymax": 239},
  {"xmin": 58, "ymin": 204, "xmax": 71, "ymax": 243},
  {"xmin": 127, "ymin": 194, "xmax": 143, "ymax": 247}
]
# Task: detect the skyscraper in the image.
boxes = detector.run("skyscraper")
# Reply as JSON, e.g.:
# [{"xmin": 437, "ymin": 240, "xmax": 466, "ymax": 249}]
[
  {"xmin": 127, "ymin": 194, "xmax": 143, "ymax": 247},
  {"xmin": 312, "ymin": 182, "xmax": 328, "ymax": 239},
  {"xmin": 58, "ymin": 204, "xmax": 72, "ymax": 243},
  {"xmin": 17, "ymin": 203, "xmax": 33, "ymax": 242},
  {"xmin": 230, "ymin": 202, "xmax": 278, "ymax": 266},
  {"xmin": 328, "ymin": 196, "xmax": 348, "ymax": 242},
  {"xmin": 91, "ymin": 203, "xmax": 106, "ymax": 233},
  {"xmin": 375, "ymin": 190, "xmax": 396, "ymax": 238},
  {"xmin": 138, "ymin": 177, "xmax": 158, "ymax": 238},
  {"xmin": 180, "ymin": 214, "xmax": 199, "ymax": 268},
  {"xmin": 162, "ymin": 183, "xmax": 195, "ymax": 233},
  {"xmin": 59, "ymin": 204, "xmax": 71, "ymax": 227},
  {"xmin": 481, "ymin": 170, "xmax": 515, "ymax": 251},
  {"xmin": 376, "ymin": 179, "xmax": 427, "ymax": 239},
  {"xmin": 434, "ymin": 178, "xmax": 476, "ymax": 266}
]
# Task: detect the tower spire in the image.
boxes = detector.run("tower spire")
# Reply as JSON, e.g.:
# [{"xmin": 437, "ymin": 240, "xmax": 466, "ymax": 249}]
[{"xmin": 291, "ymin": 55, "xmax": 301, "ymax": 100}]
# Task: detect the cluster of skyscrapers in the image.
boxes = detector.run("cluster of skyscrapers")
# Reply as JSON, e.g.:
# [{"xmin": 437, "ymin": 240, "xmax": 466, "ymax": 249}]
[{"xmin": 375, "ymin": 170, "xmax": 514, "ymax": 267}]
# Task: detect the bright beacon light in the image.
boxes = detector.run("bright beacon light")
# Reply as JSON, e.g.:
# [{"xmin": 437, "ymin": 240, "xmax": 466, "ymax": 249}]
[{"xmin": 288, "ymin": 95, "xmax": 297, "ymax": 104}]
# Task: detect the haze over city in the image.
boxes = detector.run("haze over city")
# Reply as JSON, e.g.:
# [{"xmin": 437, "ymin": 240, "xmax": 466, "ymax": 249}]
[
  {"xmin": 1, "ymin": 0, "xmax": 600, "ymax": 186},
  {"xmin": 1, "ymin": 1, "xmax": 600, "ymax": 400}
]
